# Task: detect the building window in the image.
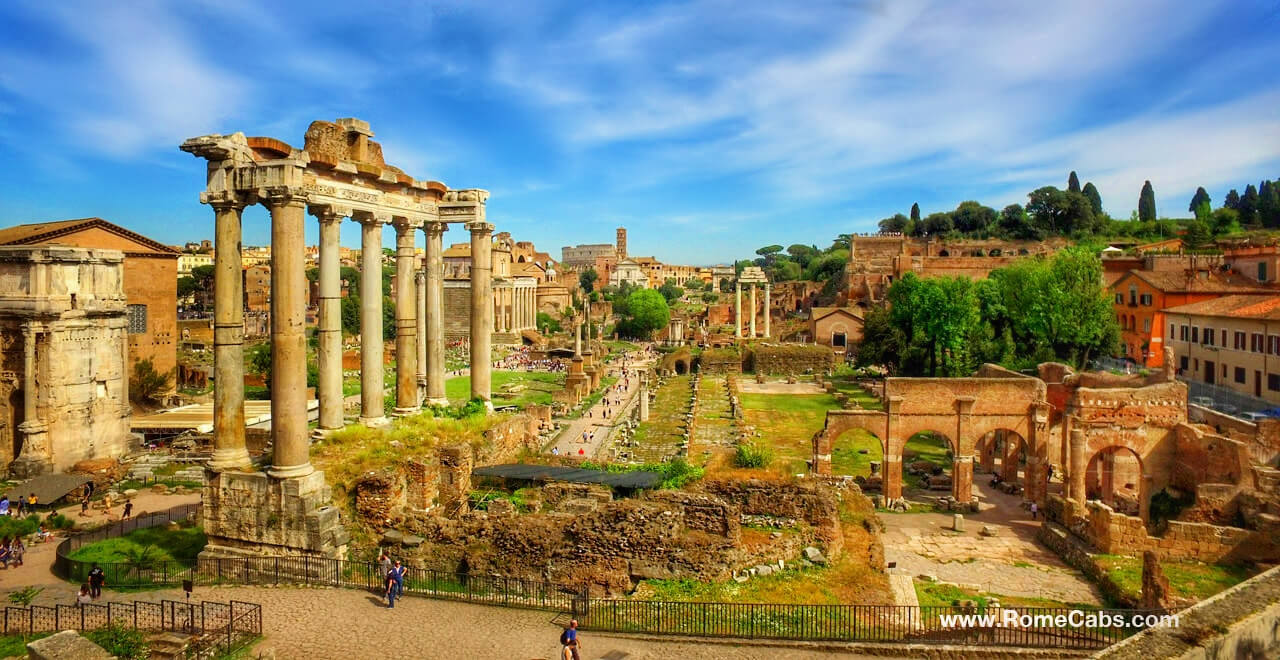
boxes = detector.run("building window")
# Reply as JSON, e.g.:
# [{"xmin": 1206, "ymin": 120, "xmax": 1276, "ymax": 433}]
[
  {"xmin": 1181, "ymin": 325, "xmax": 1189, "ymax": 341},
  {"xmin": 1140, "ymin": 294, "xmax": 1152, "ymax": 306},
  {"xmin": 1235, "ymin": 331, "xmax": 1246, "ymax": 350},
  {"xmin": 1191, "ymin": 326, "xmax": 1199, "ymax": 343},
  {"xmin": 1236, "ymin": 367, "xmax": 1246, "ymax": 384},
  {"xmin": 1179, "ymin": 355, "xmax": 1189, "ymax": 371},
  {"xmin": 1259, "ymin": 262, "xmax": 1268, "ymax": 282},
  {"xmin": 1115, "ymin": 293, "xmax": 1124, "ymax": 304},
  {"xmin": 127, "ymin": 304, "xmax": 147, "ymax": 334},
  {"xmin": 1128, "ymin": 285, "xmax": 1137, "ymax": 305},
  {"xmin": 1222, "ymin": 328, "xmax": 1229, "ymax": 348},
  {"xmin": 1143, "ymin": 318, "xmax": 1151, "ymax": 333},
  {"xmin": 1270, "ymin": 373, "xmax": 1280, "ymax": 392},
  {"xmin": 1253, "ymin": 333, "xmax": 1265, "ymax": 353},
  {"xmin": 1204, "ymin": 328, "xmax": 1215, "ymax": 345},
  {"xmin": 1270, "ymin": 335, "xmax": 1280, "ymax": 355}
]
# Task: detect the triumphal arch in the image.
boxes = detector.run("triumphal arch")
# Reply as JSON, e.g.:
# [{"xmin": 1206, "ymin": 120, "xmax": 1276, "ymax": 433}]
[{"xmin": 181, "ymin": 118, "xmax": 496, "ymax": 558}]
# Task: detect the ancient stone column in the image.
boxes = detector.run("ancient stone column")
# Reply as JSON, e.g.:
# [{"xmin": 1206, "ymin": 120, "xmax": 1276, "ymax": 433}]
[
  {"xmin": 1100, "ymin": 451, "xmax": 1116, "ymax": 506},
  {"xmin": 952, "ymin": 455, "xmax": 974, "ymax": 502},
  {"xmin": 639, "ymin": 373, "xmax": 650, "ymax": 421},
  {"xmin": 1138, "ymin": 473, "xmax": 1153, "ymax": 523},
  {"xmin": 209, "ymin": 194, "xmax": 249, "ymax": 470},
  {"xmin": 1069, "ymin": 428, "xmax": 1087, "ymax": 506},
  {"xmin": 735, "ymin": 284, "xmax": 742, "ymax": 338},
  {"xmin": 312, "ymin": 205, "xmax": 345, "ymax": 434},
  {"xmin": 749, "ymin": 284, "xmax": 757, "ymax": 338},
  {"xmin": 393, "ymin": 219, "xmax": 418, "ymax": 416},
  {"xmin": 415, "ymin": 269, "xmax": 426, "ymax": 395},
  {"xmin": 424, "ymin": 222, "xmax": 448, "ymax": 405},
  {"xmin": 1001, "ymin": 434, "xmax": 1020, "ymax": 483},
  {"xmin": 763, "ymin": 284, "xmax": 771, "ymax": 338},
  {"xmin": 264, "ymin": 188, "xmax": 313, "ymax": 479},
  {"xmin": 468, "ymin": 221, "xmax": 494, "ymax": 406},
  {"xmin": 357, "ymin": 213, "xmax": 388, "ymax": 425}
]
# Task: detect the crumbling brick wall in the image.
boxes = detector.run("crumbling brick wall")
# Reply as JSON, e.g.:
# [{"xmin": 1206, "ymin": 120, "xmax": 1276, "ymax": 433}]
[
  {"xmin": 700, "ymin": 477, "xmax": 844, "ymax": 559},
  {"xmin": 748, "ymin": 345, "xmax": 834, "ymax": 376},
  {"xmin": 1078, "ymin": 500, "xmax": 1280, "ymax": 563}
]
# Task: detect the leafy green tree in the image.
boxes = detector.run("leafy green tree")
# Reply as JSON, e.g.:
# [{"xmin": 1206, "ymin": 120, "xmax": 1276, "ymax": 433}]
[
  {"xmin": 1240, "ymin": 184, "xmax": 1260, "ymax": 225},
  {"xmin": 579, "ymin": 267, "xmax": 599, "ymax": 293},
  {"xmin": 129, "ymin": 359, "xmax": 172, "ymax": 405},
  {"xmin": 1224, "ymin": 188, "xmax": 1241, "ymax": 210},
  {"xmin": 1183, "ymin": 219, "xmax": 1212, "ymax": 247},
  {"xmin": 887, "ymin": 274, "xmax": 980, "ymax": 376},
  {"xmin": 951, "ymin": 201, "xmax": 996, "ymax": 233},
  {"xmin": 658, "ymin": 278, "xmax": 684, "ymax": 303},
  {"xmin": 920, "ymin": 212, "xmax": 954, "ymax": 236},
  {"xmin": 1068, "ymin": 171, "xmax": 1081, "ymax": 193},
  {"xmin": 910, "ymin": 202, "xmax": 921, "ymax": 223},
  {"xmin": 1027, "ymin": 186, "xmax": 1096, "ymax": 235},
  {"xmin": 803, "ymin": 251, "xmax": 848, "ymax": 282},
  {"xmin": 1211, "ymin": 207, "xmax": 1241, "ymax": 235},
  {"xmin": 618, "ymin": 289, "xmax": 669, "ymax": 339},
  {"xmin": 1138, "ymin": 180, "xmax": 1157, "ymax": 222},
  {"xmin": 1260, "ymin": 180, "xmax": 1280, "ymax": 228},
  {"xmin": 830, "ymin": 234, "xmax": 852, "ymax": 250},
  {"xmin": 772, "ymin": 259, "xmax": 803, "ymax": 281},
  {"xmin": 755, "ymin": 245, "xmax": 784, "ymax": 262},
  {"xmin": 701, "ymin": 292, "xmax": 718, "ymax": 304},
  {"xmin": 536, "ymin": 312, "xmax": 561, "ymax": 333},
  {"xmin": 190, "ymin": 264, "xmax": 216, "ymax": 310},
  {"xmin": 855, "ymin": 304, "xmax": 905, "ymax": 374},
  {"xmin": 1082, "ymin": 182, "xmax": 1103, "ymax": 216},
  {"xmin": 177, "ymin": 276, "xmax": 199, "ymax": 301},
  {"xmin": 1189, "ymin": 186, "xmax": 1211, "ymax": 213},
  {"xmin": 998, "ymin": 204, "xmax": 1038, "ymax": 239},
  {"xmin": 878, "ymin": 213, "xmax": 910, "ymax": 234},
  {"xmin": 786, "ymin": 244, "xmax": 819, "ymax": 268}
]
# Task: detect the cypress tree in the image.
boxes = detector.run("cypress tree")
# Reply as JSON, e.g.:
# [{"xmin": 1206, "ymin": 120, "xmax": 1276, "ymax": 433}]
[
  {"xmin": 1138, "ymin": 180, "xmax": 1157, "ymax": 222},
  {"xmin": 1224, "ymin": 189, "xmax": 1241, "ymax": 210},
  {"xmin": 1241, "ymin": 184, "xmax": 1260, "ymax": 225},
  {"xmin": 1068, "ymin": 171, "xmax": 1081, "ymax": 193},
  {"xmin": 1260, "ymin": 180, "xmax": 1280, "ymax": 228},
  {"xmin": 1082, "ymin": 182, "xmax": 1103, "ymax": 216},
  {"xmin": 910, "ymin": 202, "xmax": 921, "ymax": 223},
  {"xmin": 1188, "ymin": 187, "xmax": 1211, "ymax": 213}
]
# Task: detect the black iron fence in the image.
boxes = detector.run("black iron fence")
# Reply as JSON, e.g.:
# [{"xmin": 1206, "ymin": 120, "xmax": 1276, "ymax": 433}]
[
  {"xmin": 53, "ymin": 503, "xmax": 202, "ymax": 587},
  {"xmin": 0, "ymin": 599, "xmax": 261, "ymax": 657},
  {"xmin": 577, "ymin": 600, "xmax": 1158, "ymax": 649}
]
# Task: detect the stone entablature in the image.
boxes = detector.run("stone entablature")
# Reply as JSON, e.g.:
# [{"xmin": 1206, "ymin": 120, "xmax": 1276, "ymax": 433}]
[{"xmin": 0, "ymin": 246, "xmax": 130, "ymax": 476}]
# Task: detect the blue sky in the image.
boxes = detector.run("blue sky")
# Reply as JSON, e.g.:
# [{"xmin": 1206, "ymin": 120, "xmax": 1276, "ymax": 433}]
[{"xmin": 1, "ymin": 0, "xmax": 1278, "ymax": 265}]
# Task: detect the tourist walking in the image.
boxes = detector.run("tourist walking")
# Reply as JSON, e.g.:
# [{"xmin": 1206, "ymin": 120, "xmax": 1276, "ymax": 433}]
[
  {"xmin": 378, "ymin": 552, "xmax": 392, "ymax": 586},
  {"xmin": 559, "ymin": 619, "xmax": 581, "ymax": 660},
  {"xmin": 384, "ymin": 569, "xmax": 397, "ymax": 608},
  {"xmin": 122, "ymin": 500, "xmax": 133, "ymax": 520},
  {"xmin": 77, "ymin": 584, "xmax": 92, "ymax": 605},
  {"xmin": 81, "ymin": 495, "xmax": 90, "ymax": 517},
  {"xmin": 1029, "ymin": 502, "xmax": 1039, "ymax": 520},
  {"xmin": 88, "ymin": 564, "xmax": 105, "ymax": 598},
  {"xmin": 13, "ymin": 497, "xmax": 23, "ymax": 518},
  {"xmin": 10, "ymin": 537, "xmax": 23, "ymax": 567},
  {"xmin": 391, "ymin": 560, "xmax": 406, "ymax": 597}
]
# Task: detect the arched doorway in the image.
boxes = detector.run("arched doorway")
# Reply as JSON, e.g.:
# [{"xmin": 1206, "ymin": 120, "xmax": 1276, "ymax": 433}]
[
  {"xmin": 1085, "ymin": 446, "xmax": 1145, "ymax": 517},
  {"xmin": 829, "ymin": 428, "xmax": 884, "ymax": 482},
  {"xmin": 975, "ymin": 428, "xmax": 1027, "ymax": 497},
  {"xmin": 902, "ymin": 430, "xmax": 954, "ymax": 494}
]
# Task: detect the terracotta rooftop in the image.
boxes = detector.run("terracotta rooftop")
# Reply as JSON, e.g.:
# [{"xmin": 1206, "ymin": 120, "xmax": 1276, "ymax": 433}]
[
  {"xmin": 810, "ymin": 307, "xmax": 864, "ymax": 322},
  {"xmin": 1116, "ymin": 269, "xmax": 1276, "ymax": 294},
  {"xmin": 0, "ymin": 218, "xmax": 179, "ymax": 254},
  {"xmin": 1163, "ymin": 294, "xmax": 1280, "ymax": 320}
]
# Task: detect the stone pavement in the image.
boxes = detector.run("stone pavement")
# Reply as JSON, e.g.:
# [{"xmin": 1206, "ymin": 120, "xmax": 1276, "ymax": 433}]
[
  {"xmin": 548, "ymin": 351, "xmax": 654, "ymax": 459},
  {"xmin": 880, "ymin": 482, "xmax": 1103, "ymax": 605}
]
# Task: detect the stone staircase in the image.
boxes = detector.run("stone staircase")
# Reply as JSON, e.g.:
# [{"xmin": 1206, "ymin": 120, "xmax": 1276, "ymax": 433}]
[{"xmin": 147, "ymin": 632, "xmax": 192, "ymax": 659}]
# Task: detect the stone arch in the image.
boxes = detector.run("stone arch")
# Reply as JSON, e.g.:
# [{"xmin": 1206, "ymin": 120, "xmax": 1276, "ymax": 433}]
[
  {"xmin": 813, "ymin": 410, "xmax": 888, "ymax": 477},
  {"xmin": 673, "ymin": 357, "xmax": 690, "ymax": 375},
  {"xmin": 1085, "ymin": 445, "xmax": 1145, "ymax": 517},
  {"xmin": 975, "ymin": 428, "xmax": 1028, "ymax": 492}
]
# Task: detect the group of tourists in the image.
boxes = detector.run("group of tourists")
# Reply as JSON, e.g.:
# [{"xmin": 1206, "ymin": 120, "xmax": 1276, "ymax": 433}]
[
  {"xmin": 75, "ymin": 564, "xmax": 107, "ymax": 604},
  {"xmin": 494, "ymin": 346, "xmax": 566, "ymax": 372},
  {"xmin": 0, "ymin": 493, "xmax": 38, "ymax": 517},
  {"xmin": 0, "ymin": 536, "xmax": 25, "ymax": 568}
]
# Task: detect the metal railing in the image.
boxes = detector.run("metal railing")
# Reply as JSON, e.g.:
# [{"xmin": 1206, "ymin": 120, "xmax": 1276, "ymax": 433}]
[
  {"xmin": 53, "ymin": 503, "xmax": 202, "ymax": 587},
  {"xmin": 577, "ymin": 601, "xmax": 1154, "ymax": 649},
  {"xmin": 1089, "ymin": 357, "xmax": 1276, "ymax": 417},
  {"xmin": 0, "ymin": 599, "xmax": 261, "ymax": 658}
]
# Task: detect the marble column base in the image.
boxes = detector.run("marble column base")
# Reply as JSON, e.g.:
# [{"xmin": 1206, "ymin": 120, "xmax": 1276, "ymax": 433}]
[
  {"xmin": 207, "ymin": 447, "xmax": 252, "ymax": 471},
  {"xmin": 359, "ymin": 416, "xmax": 390, "ymax": 428}
]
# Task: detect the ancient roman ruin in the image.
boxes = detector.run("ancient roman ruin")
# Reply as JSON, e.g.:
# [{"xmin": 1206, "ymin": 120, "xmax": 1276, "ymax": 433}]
[{"xmin": 180, "ymin": 118, "xmax": 501, "ymax": 557}]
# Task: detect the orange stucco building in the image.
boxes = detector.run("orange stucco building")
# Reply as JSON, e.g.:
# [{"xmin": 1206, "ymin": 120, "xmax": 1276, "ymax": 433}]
[
  {"xmin": 0, "ymin": 218, "xmax": 180, "ymax": 391},
  {"xmin": 1109, "ymin": 269, "xmax": 1273, "ymax": 367}
]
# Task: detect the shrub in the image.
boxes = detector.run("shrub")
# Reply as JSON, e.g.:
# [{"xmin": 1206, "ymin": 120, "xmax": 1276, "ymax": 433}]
[
  {"xmin": 128, "ymin": 358, "xmax": 171, "ymax": 404},
  {"xmin": 44, "ymin": 513, "xmax": 74, "ymax": 530},
  {"xmin": 734, "ymin": 443, "xmax": 773, "ymax": 469},
  {"xmin": 0, "ymin": 514, "xmax": 39, "ymax": 539},
  {"xmin": 83, "ymin": 623, "xmax": 148, "ymax": 660}
]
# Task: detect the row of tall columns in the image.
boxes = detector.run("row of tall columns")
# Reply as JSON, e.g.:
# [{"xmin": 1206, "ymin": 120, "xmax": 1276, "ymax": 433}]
[
  {"xmin": 206, "ymin": 195, "xmax": 496, "ymax": 476},
  {"xmin": 732, "ymin": 283, "xmax": 771, "ymax": 339},
  {"xmin": 493, "ymin": 284, "xmax": 537, "ymax": 333}
]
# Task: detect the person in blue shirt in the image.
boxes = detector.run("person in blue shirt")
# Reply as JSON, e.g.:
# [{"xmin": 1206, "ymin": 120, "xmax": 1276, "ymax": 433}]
[
  {"xmin": 560, "ymin": 619, "xmax": 581, "ymax": 660},
  {"xmin": 391, "ymin": 560, "xmax": 406, "ymax": 597}
]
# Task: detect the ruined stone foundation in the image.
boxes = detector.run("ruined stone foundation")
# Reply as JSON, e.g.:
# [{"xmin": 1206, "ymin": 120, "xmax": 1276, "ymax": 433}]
[{"xmin": 199, "ymin": 470, "xmax": 348, "ymax": 559}]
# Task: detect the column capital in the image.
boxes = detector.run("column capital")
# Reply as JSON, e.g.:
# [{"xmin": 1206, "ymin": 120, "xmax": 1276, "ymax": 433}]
[
  {"xmin": 353, "ymin": 210, "xmax": 391, "ymax": 227},
  {"xmin": 308, "ymin": 204, "xmax": 352, "ymax": 224},
  {"xmin": 258, "ymin": 185, "xmax": 309, "ymax": 209},
  {"xmin": 392, "ymin": 216, "xmax": 416, "ymax": 234},
  {"xmin": 202, "ymin": 189, "xmax": 253, "ymax": 211},
  {"xmin": 424, "ymin": 221, "xmax": 449, "ymax": 237},
  {"xmin": 466, "ymin": 221, "xmax": 495, "ymax": 235}
]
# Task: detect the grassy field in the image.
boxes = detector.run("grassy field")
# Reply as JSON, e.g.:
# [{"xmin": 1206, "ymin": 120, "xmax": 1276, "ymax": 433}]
[
  {"xmin": 445, "ymin": 371, "xmax": 565, "ymax": 408},
  {"xmin": 913, "ymin": 581, "xmax": 1095, "ymax": 610},
  {"xmin": 831, "ymin": 378, "xmax": 885, "ymax": 411},
  {"xmin": 631, "ymin": 375, "xmax": 692, "ymax": 463},
  {"xmin": 67, "ymin": 522, "xmax": 206, "ymax": 568},
  {"xmin": 738, "ymin": 393, "xmax": 881, "ymax": 476},
  {"xmin": 1097, "ymin": 555, "xmax": 1259, "ymax": 602}
]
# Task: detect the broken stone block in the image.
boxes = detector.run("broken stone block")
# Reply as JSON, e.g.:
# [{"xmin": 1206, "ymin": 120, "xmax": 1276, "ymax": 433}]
[
  {"xmin": 381, "ymin": 530, "xmax": 405, "ymax": 545},
  {"xmin": 26, "ymin": 630, "xmax": 113, "ymax": 660},
  {"xmin": 755, "ymin": 564, "xmax": 773, "ymax": 576},
  {"xmin": 980, "ymin": 526, "xmax": 998, "ymax": 537},
  {"xmin": 402, "ymin": 535, "xmax": 424, "ymax": 547},
  {"xmin": 803, "ymin": 546, "xmax": 828, "ymax": 565},
  {"xmin": 953, "ymin": 514, "xmax": 964, "ymax": 532}
]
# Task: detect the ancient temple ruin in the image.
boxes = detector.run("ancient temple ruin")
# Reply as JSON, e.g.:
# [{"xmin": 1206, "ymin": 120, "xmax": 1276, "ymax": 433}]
[
  {"xmin": 180, "ymin": 118, "xmax": 499, "ymax": 558},
  {"xmin": 0, "ymin": 246, "xmax": 131, "ymax": 477}
]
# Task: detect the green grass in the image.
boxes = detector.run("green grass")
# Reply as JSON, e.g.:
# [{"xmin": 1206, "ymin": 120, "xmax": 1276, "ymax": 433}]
[
  {"xmin": 0, "ymin": 632, "xmax": 52, "ymax": 658},
  {"xmin": 444, "ymin": 371, "xmax": 566, "ymax": 408},
  {"xmin": 114, "ymin": 479, "xmax": 202, "ymax": 491},
  {"xmin": 67, "ymin": 522, "xmax": 207, "ymax": 568},
  {"xmin": 902, "ymin": 432, "xmax": 952, "ymax": 490},
  {"xmin": 738, "ymin": 393, "xmax": 884, "ymax": 475},
  {"xmin": 1096, "ymin": 555, "xmax": 1258, "ymax": 602}
]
